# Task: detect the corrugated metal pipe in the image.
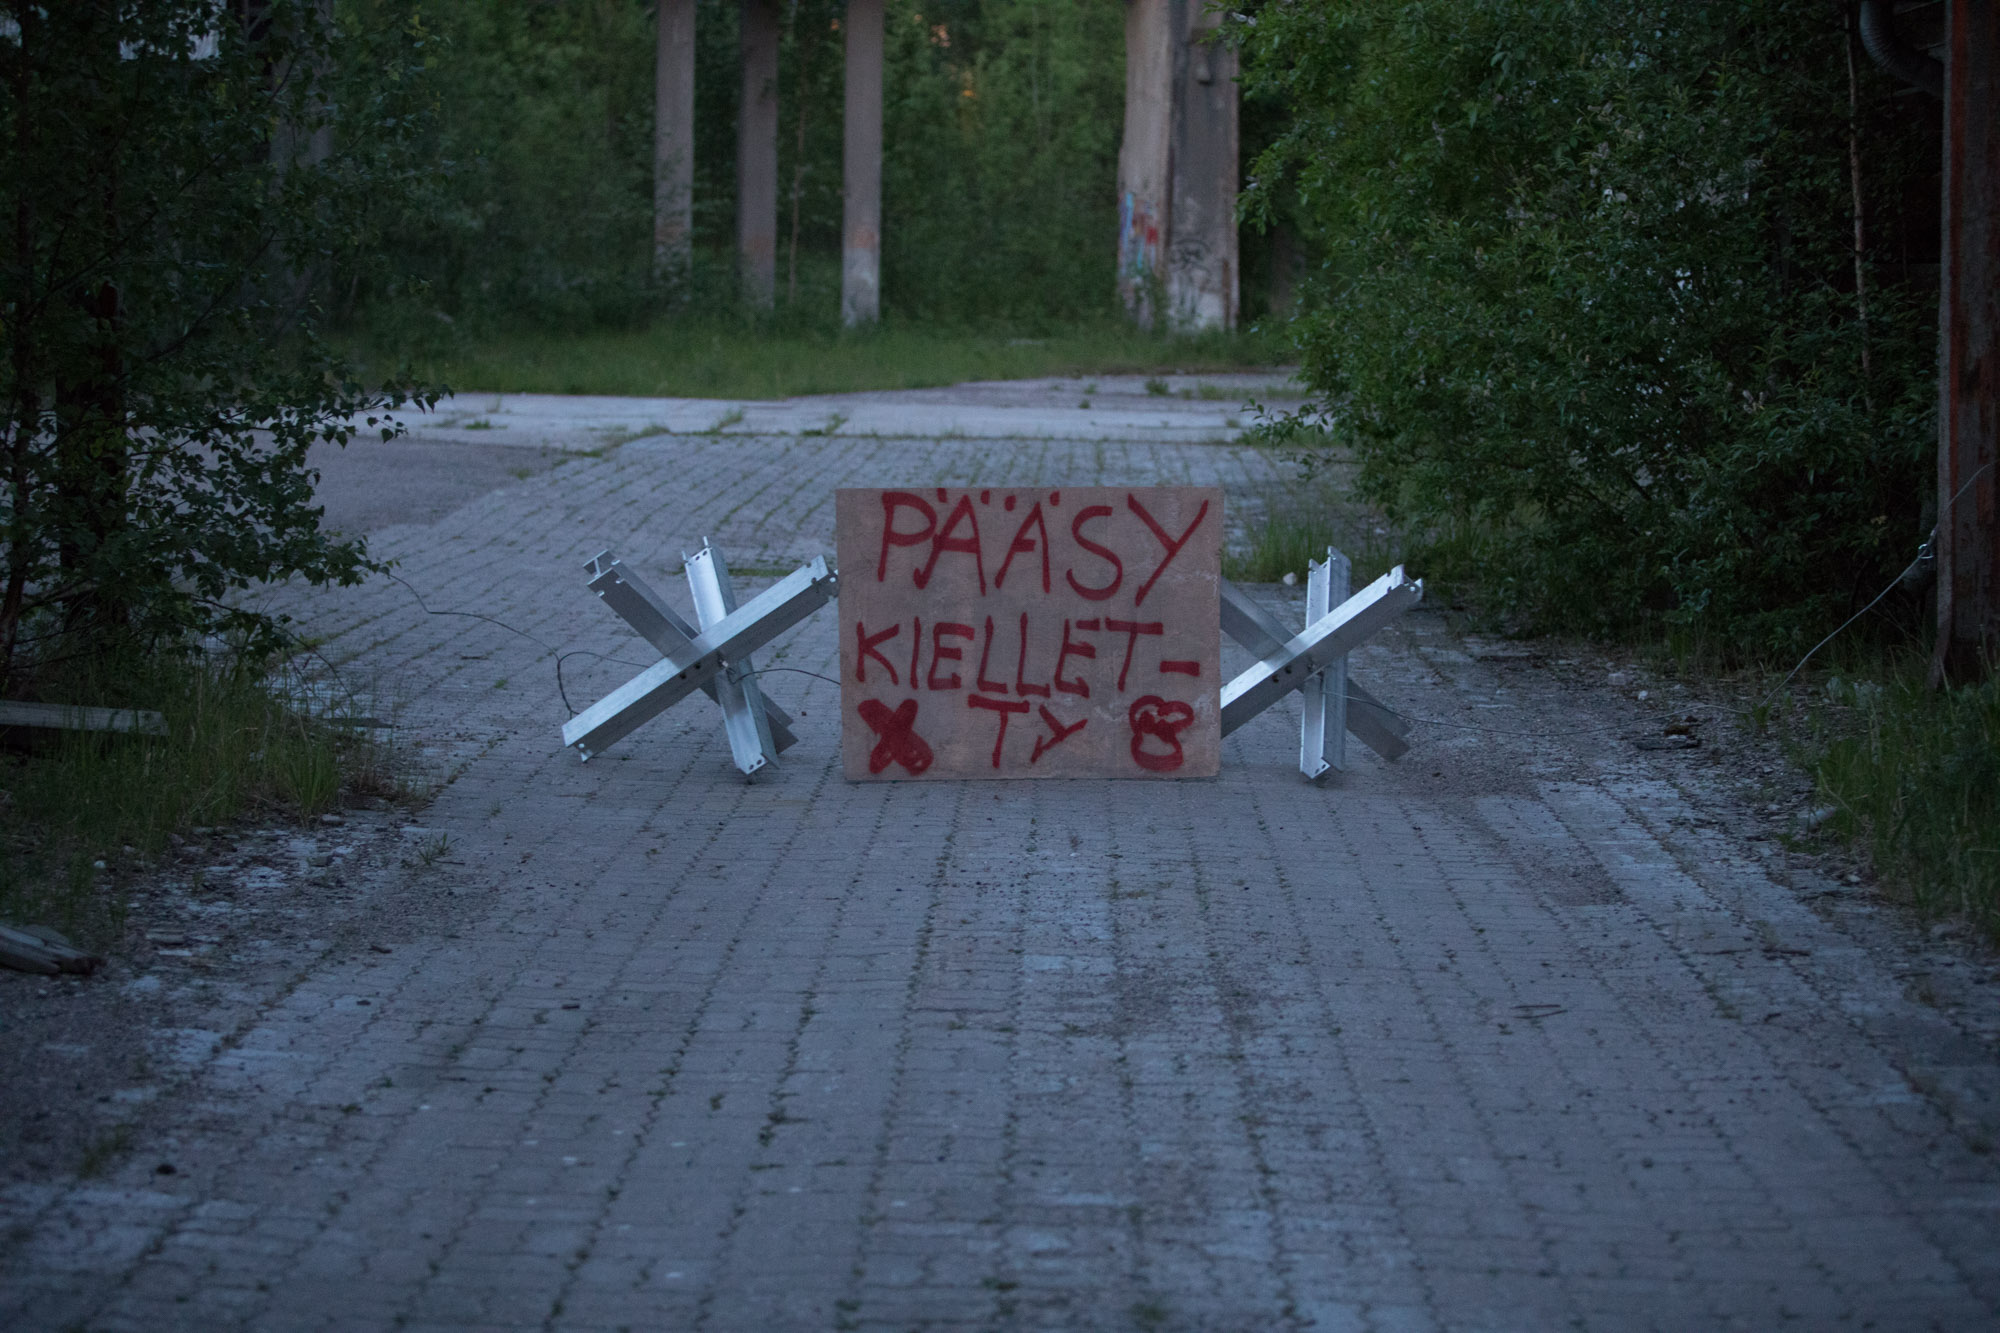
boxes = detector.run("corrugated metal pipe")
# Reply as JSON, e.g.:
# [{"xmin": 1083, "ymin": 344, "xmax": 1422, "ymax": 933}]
[{"xmin": 1859, "ymin": 0, "xmax": 1943, "ymax": 97}]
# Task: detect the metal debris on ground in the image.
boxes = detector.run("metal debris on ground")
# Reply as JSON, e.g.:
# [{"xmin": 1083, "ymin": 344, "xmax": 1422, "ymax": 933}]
[
  {"xmin": 0, "ymin": 700, "xmax": 167, "ymax": 737},
  {"xmin": 0, "ymin": 923, "xmax": 104, "ymax": 976}
]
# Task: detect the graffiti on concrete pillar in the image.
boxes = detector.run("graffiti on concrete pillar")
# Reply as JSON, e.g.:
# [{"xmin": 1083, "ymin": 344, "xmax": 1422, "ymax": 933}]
[
  {"xmin": 1118, "ymin": 191, "xmax": 1162, "ymax": 284},
  {"xmin": 1118, "ymin": 192, "xmax": 1165, "ymax": 325},
  {"xmin": 1168, "ymin": 234, "xmax": 1230, "ymax": 331}
]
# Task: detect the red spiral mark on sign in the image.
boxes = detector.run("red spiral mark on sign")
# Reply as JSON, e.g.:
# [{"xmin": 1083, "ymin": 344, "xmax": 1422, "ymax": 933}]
[
  {"xmin": 857, "ymin": 698, "xmax": 934, "ymax": 775},
  {"xmin": 1127, "ymin": 696, "xmax": 1195, "ymax": 772}
]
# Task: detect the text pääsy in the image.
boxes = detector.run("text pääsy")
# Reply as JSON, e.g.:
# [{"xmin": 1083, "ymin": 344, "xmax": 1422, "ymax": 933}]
[{"xmin": 836, "ymin": 486, "xmax": 1222, "ymax": 779}]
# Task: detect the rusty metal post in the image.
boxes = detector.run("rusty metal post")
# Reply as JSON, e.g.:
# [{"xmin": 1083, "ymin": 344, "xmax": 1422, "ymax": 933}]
[
  {"xmin": 654, "ymin": 0, "xmax": 696, "ymax": 282},
  {"xmin": 737, "ymin": 0, "xmax": 782, "ymax": 307},
  {"xmin": 1934, "ymin": 0, "xmax": 2000, "ymax": 681},
  {"xmin": 841, "ymin": 0, "xmax": 884, "ymax": 325}
]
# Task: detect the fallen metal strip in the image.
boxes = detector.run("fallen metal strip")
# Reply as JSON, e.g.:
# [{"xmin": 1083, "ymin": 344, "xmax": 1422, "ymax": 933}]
[{"xmin": 0, "ymin": 700, "xmax": 167, "ymax": 736}]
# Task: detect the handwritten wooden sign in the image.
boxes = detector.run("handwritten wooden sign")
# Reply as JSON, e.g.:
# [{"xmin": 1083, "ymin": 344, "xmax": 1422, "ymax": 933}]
[{"xmin": 836, "ymin": 486, "xmax": 1221, "ymax": 780}]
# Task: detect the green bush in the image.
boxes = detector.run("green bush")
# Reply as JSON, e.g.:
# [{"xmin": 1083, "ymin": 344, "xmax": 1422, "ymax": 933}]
[
  {"xmin": 352, "ymin": 0, "xmax": 668, "ymax": 329},
  {"xmin": 1240, "ymin": 0, "xmax": 1939, "ymax": 657},
  {"xmin": 881, "ymin": 0, "xmax": 1124, "ymax": 326},
  {"xmin": 0, "ymin": 1, "xmax": 439, "ymax": 682}
]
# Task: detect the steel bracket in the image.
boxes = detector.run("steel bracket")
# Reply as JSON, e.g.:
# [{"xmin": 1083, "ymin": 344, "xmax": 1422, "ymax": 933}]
[
  {"xmin": 1219, "ymin": 557, "xmax": 1420, "ymax": 776},
  {"xmin": 562, "ymin": 546, "xmax": 837, "ymax": 774}
]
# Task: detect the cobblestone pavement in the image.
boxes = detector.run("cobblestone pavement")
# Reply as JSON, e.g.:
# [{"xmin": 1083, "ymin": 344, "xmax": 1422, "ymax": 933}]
[{"xmin": 4, "ymin": 415, "xmax": 2000, "ymax": 1332}]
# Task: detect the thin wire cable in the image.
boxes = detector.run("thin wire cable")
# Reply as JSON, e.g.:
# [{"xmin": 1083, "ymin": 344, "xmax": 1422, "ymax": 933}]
[
  {"xmin": 1362, "ymin": 462, "xmax": 2000, "ymax": 746},
  {"xmin": 377, "ymin": 569, "xmax": 651, "ymax": 717},
  {"xmin": 739, "ymin": 666, "xmax": 842, "ymax": 687},
  {"xmin": 377, "ymin": 571, "xmax": 849, "ymax": 716},
  {"xmin": 381, "ymin": 569, "xmax": 563, "ymax": 654},
  {"xmin": 1756, "ymin": 459, "xmax": 1993, "ymax": 713}
]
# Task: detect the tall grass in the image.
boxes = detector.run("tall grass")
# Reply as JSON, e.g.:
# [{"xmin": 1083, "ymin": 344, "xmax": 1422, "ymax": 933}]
[
  {"xmin": 349, "ymin": 316, "xmax": 1289, "ymax": 400},
  {"xmin": 1225, "ymin": 512, "xmax": 1353, "ymax": 584},
  {"xmin": 0, "ymin": 651, "xmax": 404, "ymax": 945},
  {"xmin": 1809, "ymin": 663, "xmax": 2000, "ymax": 937},
  {"xmin": 1222, "ymin": 471, "xmax": 1406, "ymax": 588}
]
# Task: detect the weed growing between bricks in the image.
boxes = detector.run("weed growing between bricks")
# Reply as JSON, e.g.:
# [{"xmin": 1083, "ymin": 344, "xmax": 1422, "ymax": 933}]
[{"xmin": 0, "ymin": 648, "xmax": 420, "ymax": 948}]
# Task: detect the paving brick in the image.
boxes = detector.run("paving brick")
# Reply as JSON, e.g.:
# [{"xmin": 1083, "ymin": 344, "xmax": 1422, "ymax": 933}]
[{"xmin": 2, "ymin": 417, "xmax": 1997, "ymax": 1331}]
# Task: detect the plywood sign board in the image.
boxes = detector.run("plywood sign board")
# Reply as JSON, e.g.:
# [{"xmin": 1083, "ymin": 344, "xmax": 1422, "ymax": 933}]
[{"xmin": 837, "ymin": 486, "xmax": 1221, "ymax": 780}]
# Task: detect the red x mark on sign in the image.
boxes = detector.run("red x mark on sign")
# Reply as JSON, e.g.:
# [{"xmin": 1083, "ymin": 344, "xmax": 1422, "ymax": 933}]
[{"xmin": 856, "ymin": 697, "xmax": 935, "ymax": 776}]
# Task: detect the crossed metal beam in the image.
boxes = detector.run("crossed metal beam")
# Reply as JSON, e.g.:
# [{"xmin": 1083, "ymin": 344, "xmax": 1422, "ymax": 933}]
[
  {"xmin": 563, "ymin": 542, "xmax": 1412, "ymax": 783},
  {"xmin": 562, "ymin": 545, "xmax": 838, "ymax": 774},
  {"xmin": 1220, "ymin": 552, "xmax": 1419, "ymax": 779}
]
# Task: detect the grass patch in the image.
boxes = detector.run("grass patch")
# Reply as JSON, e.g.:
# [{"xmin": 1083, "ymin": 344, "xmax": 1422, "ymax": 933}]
[
  {"xmin": 350, "ymin": 318, "xmax": 1290, "ymax": 400},
  {"xmin": 1223, "ymin": 479, "xmax": 1401, "ymax": 588},
  {"xmin": 1806, "ymin": 661, "xmax": 2000, "ymax": 937},
  {"xmin": 1225, "ymin": 511, "xmax": 1352, "ymax": 584},
  {"xmin": 0, "ymin": 650, "xmax": 411, "ymax": 947}
]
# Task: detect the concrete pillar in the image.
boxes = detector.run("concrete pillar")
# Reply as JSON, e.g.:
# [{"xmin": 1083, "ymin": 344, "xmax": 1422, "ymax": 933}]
[
  {"xmin": 1934, "ymin": 0, "xmax": 2000, "ymax": 681},
  {"xmin": 1168, "ymin": 5, "xmax": 1237, "ymax": 330},
  {"xmin": 1117, "ymin": 0, "xmax": 1172, "ymax": 328},
  {"xmin": 737, "ymin": 0, "xmax": 782, "ymax": 306},
  {"xmin": 842, "ymin": 0, "xmax": 884, "ymax": 326},
  {"xmin": 654, "ymin": 0, "xmax": 696, "ymax": 282},
  {"xmin": 1117, "ymin": 0, "xmax": 1237, "ymax": 331}
]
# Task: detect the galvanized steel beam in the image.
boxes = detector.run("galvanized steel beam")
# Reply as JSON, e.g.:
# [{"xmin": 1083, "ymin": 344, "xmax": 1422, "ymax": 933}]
[
  {"xmin": 684, "ymin": 540, "xmax": 782, "ymax": 776},
  {"xmin": 564, "ymin": 552, "xmax": 836, "ymax": 765},
  {"xmin": 1299, "ymin": 549, "xmax": 1350, "ymax": 779},
  {"xmin": 1218, "ymin": 567, "xmax": 1422, "ymax": 753},
  {"xmin": 1217, "ymin": 576, "xmax": 1412, "ymax": 763},
  {"xmin": 584, "ymin": 551, "xmax": 798, "ymax": 753}
]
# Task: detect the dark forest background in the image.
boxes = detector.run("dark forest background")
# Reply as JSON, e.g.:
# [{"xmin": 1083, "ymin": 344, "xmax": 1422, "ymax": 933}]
[
  {"xmin": 0, "ymin": 0, "xmax": 1952, "ymax": 665},
  {"xmin": 351, "ymin": 0, "xmax": 1138, "ymax": 333}
]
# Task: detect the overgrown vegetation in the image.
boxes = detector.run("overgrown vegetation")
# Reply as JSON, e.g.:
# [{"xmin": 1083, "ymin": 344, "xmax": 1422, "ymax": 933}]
[
  {"xmin": 0, "ymin": 1, "xmax": 440, "ymax": 685},
  {"xmin": 0, "ymin": 650, "xmax": 409, "ymax": 947},
  {"xmin": 1240, "ymin": 0, "xmax": 1940, "ymax": 659},
  {"xmin": 0, "ymin": 2, "xmax": 438, "ymax": 939},
  {"xmin": 1237, "ymin": 3, "xmax": 1997, "ymax": 933},
  {"xmin": 1808, "ymin": 669, "xmax": 2000, "ymax": 936},
  {"xmin": 377, "ymin": 318, "xmax": 1284, "ymax": 398},
  {"xmin": 353, "ymin": 0, "xmax": 1132, "ymax": 337}
]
